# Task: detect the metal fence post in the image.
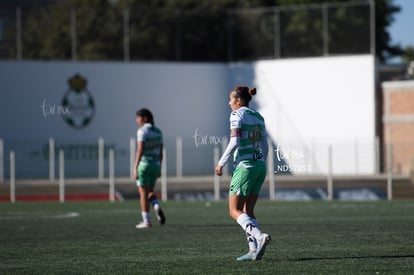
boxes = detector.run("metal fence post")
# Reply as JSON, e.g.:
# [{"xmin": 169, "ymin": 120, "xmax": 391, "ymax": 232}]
[
  {"xmin": 175, "ymin": 9, "xmax": 181, "ymax": 61},
  {"xmin": 369, "ymin": 0, "xmax": 376, "ymax": 56},
  {"xmin": 354, "ymin": 138, "xmax": 359, "ymax": 174},
  {"xmin": 161, "ymin": 148, "xmax": 167, "ymax": 202},
  {"xmin": 327, "ymin": 145, "xmax": 333, "ymax": 201},
  {"xmin": 221, "ymin": 135, "xmax": 228, "ymax": 177},
  {"xmin": 10, "ymin": 151, "xmax": 15, "ymax": 203},
  {"xmin": 109, "ymin": 149, "xmax": 115, "ymax": 202},
  {"xmin": 0, "ymin": 138, "xmax": 3, "ymax": 182},
  {"xmin": 98, "ymin": 137, "xmax": 104, "ymax": 181},
  {"xmin": 386, "ymin": 143, "xmax": 393, "ymax": 201},
  {"xmin": 375, "ymin": 136, "xmax": 380, "ymax": 174},
  {"xmin": 49, "ymin": 138, "xmax": 55, "ymax": 182},
  {"xmin": 227, "ymin": 10, "xmax": 234, "ymax": 61},
  {"xmin": 59, "ymin": 150, "xmax": 65, "ymax": 203},
  {"xmin": 268, "ymin": 138, "xmax": 275, "ymax": 200},
  {"xmin": 322, "ymin": 4, "xmax": 329, "ymax": 56},
  {"xmin": 123, "ymin": 9, "xmax": 130, "ymax": 62},
  {"xmin": 176, "ymin": 137, "xmax": 182, "ymax": 178},
  {"xmin": 130, "ymin": 137, "xmax": 135, "ymax": 179},
  {"xmin": 16, "ymin": 6, "xmax": 22, "ymax": 60},
  {"xmin": 71, "ymin": 8, "xmax": 77, "ymax": 61},
  {"xmin": 213, "ymin": 147, "xmax": 220, "ymax": 201}
]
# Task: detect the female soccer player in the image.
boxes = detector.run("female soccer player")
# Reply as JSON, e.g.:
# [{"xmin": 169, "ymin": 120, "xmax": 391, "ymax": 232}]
[
  {"xmin": 134, "ymin": 108, "xmax": 166, "ymax": 229},
  {"xmin": 215, "ymin": 86, "xmax": 271, "ymax": 261}
]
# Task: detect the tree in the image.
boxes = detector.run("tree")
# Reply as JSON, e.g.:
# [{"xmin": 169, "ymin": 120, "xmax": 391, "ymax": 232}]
[
  {"xmin": 19, "ymin": 0, "xmax": 123, "ymax": 60},
  {"xmin": 1, "ymin": 0, "xmax": 403, "ymax": 63},
  {"xmin": 374, "ymin": 0, "xmax": 403, "ymax": 62},
  {"xmin": 401, "ymin": 46, "xmax": 414, "ymax": 64}
]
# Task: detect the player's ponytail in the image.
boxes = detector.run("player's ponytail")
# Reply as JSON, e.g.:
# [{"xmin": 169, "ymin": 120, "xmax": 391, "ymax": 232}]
[{"xmin": 248, "ymin": 88, "xmax": 257, "ymax": 96}]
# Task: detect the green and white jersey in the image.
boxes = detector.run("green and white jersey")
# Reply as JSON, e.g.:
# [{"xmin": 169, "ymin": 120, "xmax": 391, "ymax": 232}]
[
  {"xmin": 230, "ymin": 107, "xmax": 267, "ymax": 166},
  {"xmin": 137, "ymin": 123, "xmax": 163, "ymax": 164}
]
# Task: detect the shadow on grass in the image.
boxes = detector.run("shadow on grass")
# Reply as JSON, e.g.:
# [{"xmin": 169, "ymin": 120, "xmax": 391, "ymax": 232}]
[
  {"xmin": 287, "ymin": 254, "xmax": 414, "ymax": 262},
  {"xmin": 187, "ymin": 224, "xmax": 235, "ymax": 228}
]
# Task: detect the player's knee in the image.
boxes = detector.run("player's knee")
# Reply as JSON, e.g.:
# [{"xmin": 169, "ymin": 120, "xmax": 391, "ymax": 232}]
[
  {"xmin": 229, "ymin": 209, "xmax": 239, "ymax": 221},
  {"xmin": 148, "ymin": 192, "xmax": 156, "ymax": 200}
]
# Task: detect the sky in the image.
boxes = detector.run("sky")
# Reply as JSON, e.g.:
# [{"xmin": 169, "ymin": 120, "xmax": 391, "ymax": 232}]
[{"xmin": 388, "ymin": 0, "xmax": 414, "ymax": 62}]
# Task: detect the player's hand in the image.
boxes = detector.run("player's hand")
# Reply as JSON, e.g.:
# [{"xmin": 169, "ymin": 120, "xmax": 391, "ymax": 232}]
[
  {"xmin": 133, "ymin": 170, "xmax": 138, "ymax": 180},
  {"xmin": 215, "ymin": 164, "xmax": 223, "ymax": 176}
]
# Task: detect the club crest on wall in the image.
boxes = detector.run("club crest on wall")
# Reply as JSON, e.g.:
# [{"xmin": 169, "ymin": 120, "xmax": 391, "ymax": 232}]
[{"xmin": 62, "ymin": 73, "xmax": 95, "ymax": 129}]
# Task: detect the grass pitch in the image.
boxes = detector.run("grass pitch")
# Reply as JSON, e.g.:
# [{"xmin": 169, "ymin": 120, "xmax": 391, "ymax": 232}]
[{"xmin": 1, "ymin": 200, "xmax": 414, "ymax": 274}]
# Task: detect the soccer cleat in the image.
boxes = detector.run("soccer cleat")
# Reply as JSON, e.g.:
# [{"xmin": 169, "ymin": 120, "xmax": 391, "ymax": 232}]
[
  {"xmin": 252, "ymin": 233, "xmax": 271, "ymax": 260},
  {"xmin": 135, "ymin": 221, "xmax": 152, "ymax": 229},
  {"xmin": 236, "ymin": 252, "xmax": 254, "ymax": 261},
  {"xmin": 155, "ymin": 208, "xmax": 166, "ymax": 225}
]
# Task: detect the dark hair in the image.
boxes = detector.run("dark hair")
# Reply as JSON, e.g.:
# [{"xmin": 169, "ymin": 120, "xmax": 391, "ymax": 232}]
[
  {"xmin": 136, "ymin": 108, "xmax": 154, "ymax": 125},
  {"xmin": 232, "ymin": 86, "xmax": 257, "ymax": 106}
]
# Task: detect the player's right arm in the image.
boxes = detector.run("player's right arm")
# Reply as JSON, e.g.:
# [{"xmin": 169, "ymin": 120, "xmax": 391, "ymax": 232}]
[
  {"xmin": 215, "ymin": 111, "xmax": 242, "ymax": 176},
  {"xmin": 134, "ymin": 141, "xmax": 144, "ymax": 180},
  {"xmin": 215, "ymin": 128, "xmax": 240, "ymax": 176},
  {"xmin": 134, "ymin": 128, "xmax": 146, "ymax": 179}
]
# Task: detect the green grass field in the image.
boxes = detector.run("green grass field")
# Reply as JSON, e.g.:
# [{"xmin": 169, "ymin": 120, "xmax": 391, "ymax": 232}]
[{"xmin": 1, "ymin": 200, "xmax": 414, "ymax": 274}]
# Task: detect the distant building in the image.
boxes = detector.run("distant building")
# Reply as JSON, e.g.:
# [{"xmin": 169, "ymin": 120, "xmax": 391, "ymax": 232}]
[{"xmin": 382, "ymin": 80, "xmax": 414, "ymax": 175}]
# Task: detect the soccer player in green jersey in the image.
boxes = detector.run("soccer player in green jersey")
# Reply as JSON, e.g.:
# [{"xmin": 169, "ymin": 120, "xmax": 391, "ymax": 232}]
[
  {"xmin": 215, "ymin": 86, "xmax": 271, "ymax": 261},
  {"xmin": 134, "ymin": 108, "xmax": 166, "ymax": 229}
]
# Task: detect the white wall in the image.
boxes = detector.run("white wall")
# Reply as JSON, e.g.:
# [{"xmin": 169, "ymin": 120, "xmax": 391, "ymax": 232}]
[
  {"xmin": 0, "ymin": 61, "xmax": 229, "ymax": 176},
  {"xmin": 0, "ymin": 55, "xmax": 376, "ymax": 177},
  {"xmin": 0, "ymin": 61, "xmax": 229, "ymax": 141},
  {"xmin": 254, "ymin": 56, "xmax": 376, "ymax": 174}
]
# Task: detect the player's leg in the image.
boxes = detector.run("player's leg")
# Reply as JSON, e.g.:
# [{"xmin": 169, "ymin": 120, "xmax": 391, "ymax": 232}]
[
  {"xmin": 229, "ymin": 165, "xmax": 260, "ymax": 231},
  {"xmin": 147, "ymin": 189, "xmax": 160, "ymax": 210},
  {"xmin": 136, "ymin": 186, "xmax": 152, "ymax": 228},
  {"xmin": 231, "ymin": 194, "xmax": 265, "ymax": 257},
  {"xmin": 148, "ymin": 189, "xmax": 166, "ymax": 225},
  {"xmin": 244, "ymin": 194, "xmax": 258, "ymax": 221},
  {"xmin": 229, "ymin": 194, "xmax": 256, "ymax": 260},
  {"xmin": 243, "ymin": 194, "xmax": 260, "ymax": 243},
  {"xmin": 247, "ymin": 160, "xmax": 267, "ymax": 225},
  {"xmin": 136, "ymin": 162, "xmax": 152, "ymax": 228},
  {"xmin": 244, "ymin": 193, "xmax": 271, "ymax": 261},
  {"xmin": 230, "ymin": 165, "xmax": 262, "ymax": 260},
  {"xmin": 234, "ymin": 162, "xmax": 271, "ymax": 260},
  {"xmin": 147, "ymin": 162, "xmax": 166, "ymax": 225},
  {"xmin": 249, "ymin": 161, "xmax": 271, "ymax": 260}
]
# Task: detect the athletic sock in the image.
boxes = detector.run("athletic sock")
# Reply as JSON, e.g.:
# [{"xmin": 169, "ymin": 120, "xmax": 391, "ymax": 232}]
[
  {"xmin": 251, "ymin": 218, "xmax": 259, "ymax": 228},
  {"xmin": 246, "ymin": 231, "xmax": 257, "ymax": 252},
  {"xmin": 237, "ymin": 213, "xmax": 262, "ymax": 240},
  {"xmin": 237, "ymin": 213, "xmax": 254, "ymax": 251},
  {"xmin": 151, "ymin": 199, "xmax": 160, "ymax": 210},
  {"xmin": 149, "ymin": 194, "xmax": 161, "ymax": 210},
  {"xmin": 247, "ymin": 219, "xmax": 259, "ymax": 252},
  {"xmin": 141, "ymin": 211, "xmax": 150, "ymax": 224}
]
